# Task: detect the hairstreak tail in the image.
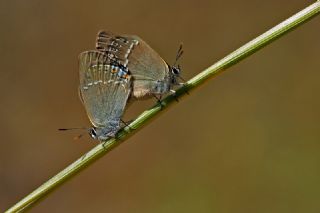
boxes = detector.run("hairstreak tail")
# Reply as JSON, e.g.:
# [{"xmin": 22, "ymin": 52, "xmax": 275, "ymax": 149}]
[
  {"xmin": 95, "ymin": 30, "xmax": 183, "ymax": 101},
  {"xmin": 78, "ymin": 51, "xmax": 132, "ymax": 141}
]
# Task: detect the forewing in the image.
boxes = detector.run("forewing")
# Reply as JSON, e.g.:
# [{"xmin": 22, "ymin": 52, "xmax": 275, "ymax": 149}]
[
  {"xmin": 79, "ymin": 51, "xmax": 132, "ymax": 127},
  {"xmin": 96, "ymin": 31, "xmax": 139, "ymax": 68},
  {"xmin": 96, "ymin": 30, "xmax": 169, "ymax": 81}
]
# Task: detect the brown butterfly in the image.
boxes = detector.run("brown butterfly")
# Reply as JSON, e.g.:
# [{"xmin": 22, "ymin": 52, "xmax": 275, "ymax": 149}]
[
  {"xmin": 95, "ymin": 30, "xmax": 183, "ymax": 101},
  {"xmin": 78, "ymin": 31, "xmax": 183, "ymax": 141},
  {"xmin": 78, "ymin": 51, "xmax": 132, "ymax": 140}
]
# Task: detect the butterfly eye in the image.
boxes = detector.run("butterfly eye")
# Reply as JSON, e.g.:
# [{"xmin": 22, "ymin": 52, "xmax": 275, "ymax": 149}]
[
  {"xmin": 172, "ymin": 67, "xmax": 180, "ymax": 75},
  {"xmin": 89, "ymin": 128, "xmax": 97, "ymax": 139}
]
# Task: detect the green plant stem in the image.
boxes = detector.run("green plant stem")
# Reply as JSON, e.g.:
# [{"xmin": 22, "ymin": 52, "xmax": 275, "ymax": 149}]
[{"xmin": 6, "ymin": 1, "xmax": 320, "ymax": 212}]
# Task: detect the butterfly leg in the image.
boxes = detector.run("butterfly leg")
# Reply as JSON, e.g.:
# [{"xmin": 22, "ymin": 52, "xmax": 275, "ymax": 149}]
[
  {"xmin": 170, "ymin": 90, "xmax": 180, "ymax": 102},
  {"xmin": 177, "ymin": 73, "xmax": 190, "ymax": 95},
  {"xmin": 178, "ymin": 82, "xmax": 190, "ymax": 95},
  {"xmin": 120, "ymin": 119, "xmax": 136, "ymax": 131},
  {"xmin": 152, "ymin": 94, "xmax": 165, "ymax": 109},
  {"xmin": 101, "ymin": 131, "xmax": 118, "ymax": 148},
  {"xmin": 81, "ymin": 153, "xmax": 88, "ymax": 160}
]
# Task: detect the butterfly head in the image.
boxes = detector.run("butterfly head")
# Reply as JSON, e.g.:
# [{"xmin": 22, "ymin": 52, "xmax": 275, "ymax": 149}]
[
  {"xmin": 170, "ymin": 43, "xmax": 184, "ymax": 85},
  {"xmin": 89, "ymin": 127, "xmax": 98, "ymax": 139},
  {"xmin": 170, "ymin": 65, "xmax": 181, "ymax": 85},
  {"xmin": 89, "ymin": 125, "xmax": 118, "ymax": 141}
]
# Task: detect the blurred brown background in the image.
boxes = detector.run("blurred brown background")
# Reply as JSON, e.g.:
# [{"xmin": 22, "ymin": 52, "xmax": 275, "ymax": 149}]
[{"xmin": 1, "ymin": 0, "xmax": 320, "ymax": 212}]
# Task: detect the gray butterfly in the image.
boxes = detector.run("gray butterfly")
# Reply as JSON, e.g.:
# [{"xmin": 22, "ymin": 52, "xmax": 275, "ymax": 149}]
[
  {"xmin": 78, "ymin": 51, "xmax": 132, "ymax": 140},
  {"xmin": 95, "ymin": 30, "xmax": 183, "ymax": 101}
]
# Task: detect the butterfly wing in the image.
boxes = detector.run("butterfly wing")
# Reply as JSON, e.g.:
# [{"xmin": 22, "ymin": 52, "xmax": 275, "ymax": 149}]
[
  {"xmin": 96, "ymin": 31, "xmax": 170, "ymax": 99},
  {"xmin": 79, "ymin": 51, "xmax": 132, "ymax": 131},
  {"xmin": 96, "ymin": 30, "xmax": 169, "ymax": 81},
  {"xmin": 126, "ymin": 37, "xmax": 171, "ymax": 98},
  {"xmin": 96, "ymin": 31, "xmax": 139, "ymax": 68}
]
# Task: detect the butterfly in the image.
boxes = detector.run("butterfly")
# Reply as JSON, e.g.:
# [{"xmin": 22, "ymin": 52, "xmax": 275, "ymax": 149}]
[
  {"xmin": 78, "ymin": 31, "xmax": 183, "ymax": 141},
  {"xmin": 95, "ymin": 30, "xmax": 183, "ymax": 101},
  {"xmin": 78, "ymin": 51, "xmax": 132, "ymax": 140}
]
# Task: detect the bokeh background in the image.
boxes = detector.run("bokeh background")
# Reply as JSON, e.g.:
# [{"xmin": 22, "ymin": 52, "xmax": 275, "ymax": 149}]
[{"xmin": 1, "ymin": 0, "xmax": 320, "ymax": 212}]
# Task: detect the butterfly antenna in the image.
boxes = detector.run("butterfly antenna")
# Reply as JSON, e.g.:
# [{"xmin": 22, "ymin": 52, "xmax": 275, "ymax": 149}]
[
  {"xmin": 58, "ymin": 127, "xmax": 87, "ymax": 131},
  {"xmin": 59, "ymin": 128, "xmax": 87, "ymax": 141},
  {"xmin": 173, "ymin": 43, "xmax": 184, "ymax": 67}
]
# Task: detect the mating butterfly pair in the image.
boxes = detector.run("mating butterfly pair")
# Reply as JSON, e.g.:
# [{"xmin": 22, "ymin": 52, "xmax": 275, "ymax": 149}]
[{"xmin": 79, "ymin": 31, "xmax": 183, "ymax": 141}]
